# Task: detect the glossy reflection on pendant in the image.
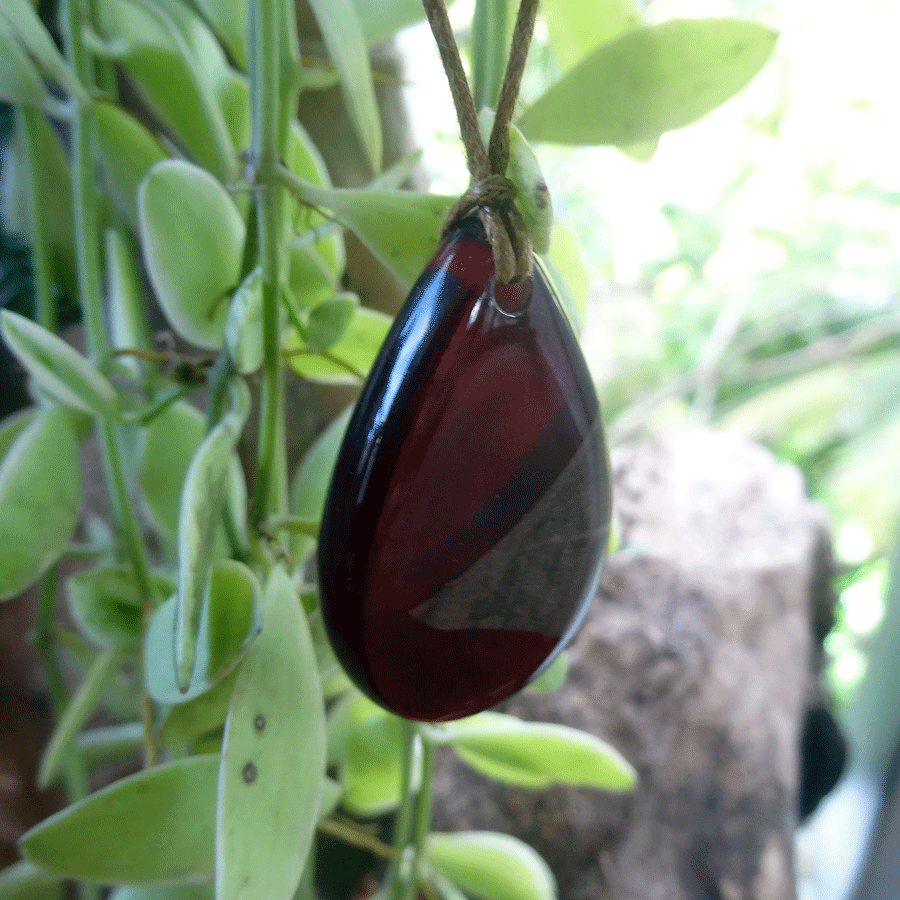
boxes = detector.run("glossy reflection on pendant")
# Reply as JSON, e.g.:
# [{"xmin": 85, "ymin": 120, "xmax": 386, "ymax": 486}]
[{"xmin": 318, "ymin": 216, "xmax": 611, "ymax": 722}]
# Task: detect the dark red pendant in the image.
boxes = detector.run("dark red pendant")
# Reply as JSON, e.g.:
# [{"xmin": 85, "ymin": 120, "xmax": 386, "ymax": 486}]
[{"xmin": 318, "ymin": 215, "xmax": 611, "ymax": 721}]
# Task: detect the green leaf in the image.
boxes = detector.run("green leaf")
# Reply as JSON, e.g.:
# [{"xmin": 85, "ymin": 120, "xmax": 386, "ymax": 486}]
[
  {"xmin": 0, "ymin": 0, "xmax": 89, "ymax": 102},
  {"xmin": 148, "ymin": 559, "xmax": 259, "ymax": 704},
  {"xmin": 307, "ymin": 0, "xmax": 382, "ymax": 173},
  {"xmin": 107, "ymin": 228, "xmax": 153, "ymax": 373},
  {"xmin": 268, "ymin": 517, "xmax": 320, "ymax": 539},
  {"xmin": 479, "ymin": 110, "xmax": 551, "ymax": 254},
  {"xmin": 123, "ymin": 45, "xmax": 231, "ymax": 178},
  {"xmin": 67, "ymin": 565, "xmax": 175, "ymax": 650},
  {"xmin": 289, "ymin": 405, "xmax": 352, "ymax": 563},
  {"xmin": 428, "ymin": 871, "xmax": 469, "ymax": 900},
  {"xmin": 175, "ymin": 388, "xmax": 249, "ymax": 690},
  {"xmin": 0, "ymin": 25, "xmax": 44, "ymax": 105},
  {"xmin": 307, "ymin": 607, "xmax": 350, "ymax": 696},
  {"xmin": 542, "ymin": 0, "xmax": 642, "ymax": 72},
  {"xmin": 319, "ymin": 777, "xmax": 344, "ymax": 819},
  {"xmin": 297, "ymin": 64, "xmax": 340, "ymax": 92},
  {"xmin": 158, "ymin": 667, "xmax": 239, "ymax": 747},
  {"xmin": 286, "ymin": 244, "xmax": 338, "ymax": 310},
  {"xmin": 830, "ymin": 415, "xmax": 900, "ymax": 554},
  {"xmin": 285, "ymin": 306, "xmax": 391, "ymax": 385},
  {"xmin": 293, "ymin": 181, "xmax": 454, "ymax": 287},
  {"xmin": 325, "ymin": 691, "xmax": 354, "ymax": 769},
  {"xmin": 618, "ymin": 139, "xmax": 658, "ymax": 162},
  {"xmin": 1, "ymin": 116, "xmax": 31, "ymax": 232},
  {"xmin": 350, "ymin": 0, "xmax": 425, "ymax": 47},
  {"xmin": 524, "ymin": 652, "xmax": 568, "ymax": 694},
  {"xmin": 0, "ymin": 859, "xmax": 62, "ymax": 900},
  {"xmin": 109, "ymin": 886, "xmax": 213, "ymax": 900},
  {"xmin": 214, "ymin": 69, "xmax": 250, "ymax": 167},
  {"xmin": 329, "ymin": 189, "xmax": 452, "ymax": 287},
  {"xmin": 217, "ymin": 567, "xmax": 326, "ymax": 900},
  {"xmin": 94, "ymin": 0, "xmax": 236, "ymax": 179},
  {"xmin": 0, "ymin": 407, "xmax": 80, "ymax": 601},
  {"xmin": 76, "ymin": 722, "xmax": 145, "ymax": 769},
  {"xmin": 20, "ymin": 756, "xmax": 219, "ymax": 884},
  {"xmin": 190, "ymin": 0, "xmax": 247, "ymax": 69},
  {"xmin": 204, "ymin": 560, "xmax": 260, "ymax": 675},
  {"xmin": 341, "ymin": 694, "xmax": 404, "ymax": 815},
  {"xmin": 39, "ymin": 647, "xmax": 126, "ymax": 788},
  {"xmin": 285, "ymin": 122, "xmax": 344, "ymax": 278},
  {"xmin": 288, "ymin": 147, "xmax": 442, "ymax": 292},
  {"xmin": 0, "ymin": 310, "xmax": 119, "ymax": 417},
  {"xmin": 507, "ymin": 127, "xmax": 552, "ymax": 255},
  {"xmin": 717, "ymin": 364, "xmax": 855, "ymax": 447},
  {"xmin": 3, "ymin": 112, "xmax": 77, "ymax": 300},
  {"xmin": 95, "ymin": 102, "xmax": 168, "ymax": 231},
  {"xmin": 539, "ymin": 221, "xmax": 588, "ymax": 335},
  {"xmin": 224, "ymin": 268, "xmax": 263, "ymax": 375},
  {"xmin": 517, "ymin": 19, "xmax": 778, "ymax": 146},
  {"xmin": 426, "ymin": 832, "xmax": 556, "ymax": 900},
  {"xmin": 139, "ymin": 159, "xmax": 244, "ymax": 350},
  {"xmin": 305, "ymin": 293, "xmax": 359, "ymax": 353},
  {"xmin": 92, "ymin": 0, "xmax": 168, "ymax": 54},
  {"xmin": 437, "ymin": 713, "xmax": 636, "ymax": 790},
  {"xmin": 369, "ymin": 148, "xmax": 424, "ymax": 190},
  {"xmin": 137, "ymin": 401, "xmax": 246, "ymax": 552},
  {"xmin": 0, "ymin": 408, "xmax": 37, "ymax": 462}
]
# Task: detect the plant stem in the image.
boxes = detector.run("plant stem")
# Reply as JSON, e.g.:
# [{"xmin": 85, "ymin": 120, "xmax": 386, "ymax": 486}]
[
  {"xmin": 98, "ymin": 416, "xmax": 158, "ymax": 767},
  {"xmin": 60, "ymin": 0, "xmax": 105, "ymax": 363},
  {"xmin": 17, "ymin": 107, "xmax": 56, "ymax": 332},
  {"xmin": 387, "ymin": 723, "xmax": 436, "ymax": 900},
  {"xmin": 62, "ymin": 0, "xmax": 158, "ymax": 766},
  {"xmin": 386, "ymin": 718, "xmax": 419, "ymax": 900},
  {"xmin": 472, "ymin": 0, "xmax": 509, "ymax": 111},
  {"xmin": 317, "ymin": 818, "xmax": 396, "ymax": 859},
  {"xmin": 281, "ymin": 347, "xmax": 365, "ymax": 382},
  {"xmin": 410, "ymin": 733, "xmax": 435, "ymax": 893},
  {"xmin": 17, "ymin": 34, "xmax": 90, "ymax": 828},
  {"xmin": 61, "ymin": 0, "xmax": 156, "ymax": 593},
  {"xmin": 121, "ymin": 0, "xmax": 234, "ymax": 182},
  {"xmin": 248, "ymin": 0, "xmax": 288, "ymax": 524},
  {"xmin": 278, "ymin": 0, "xmax": 303, "ymax": 134},
  {"xmin": 98, "ymin": 418, "xmax": 154, "ymax": 602}
]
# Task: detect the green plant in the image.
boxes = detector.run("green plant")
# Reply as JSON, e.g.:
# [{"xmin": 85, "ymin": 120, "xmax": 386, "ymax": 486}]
[{"xmin": 0, "ymin": 1, "xmax": 775, "ymax": 898}]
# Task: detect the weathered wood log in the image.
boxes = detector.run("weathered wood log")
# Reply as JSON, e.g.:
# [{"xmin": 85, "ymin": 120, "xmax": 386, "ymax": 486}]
[{"xmin": 432, "ymin": 426, "xmax": 832, "ymax": 900}]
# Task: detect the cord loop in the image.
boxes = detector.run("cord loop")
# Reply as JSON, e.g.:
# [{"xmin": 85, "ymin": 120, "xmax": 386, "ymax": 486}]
[{"xmin": 422, "ymin": 0, "xmax": 541, "ymax": 284}]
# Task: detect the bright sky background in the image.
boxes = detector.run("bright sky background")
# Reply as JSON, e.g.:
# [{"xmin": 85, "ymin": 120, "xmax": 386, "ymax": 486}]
[{"xmin": 396, "ymin": 0, "xmax": 900, "ymax": 283}]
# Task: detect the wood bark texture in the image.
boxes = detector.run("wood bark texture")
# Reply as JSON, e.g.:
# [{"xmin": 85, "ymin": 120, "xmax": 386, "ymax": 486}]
[{"xmin": 432, "ymin": 426, "xmax": 832, "ymax": 900}]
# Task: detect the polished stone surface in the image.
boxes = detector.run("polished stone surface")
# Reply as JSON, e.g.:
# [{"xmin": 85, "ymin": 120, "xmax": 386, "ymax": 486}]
[{"xmin": 318, "ymin": 216, "xmax": 611, "ymax": 721}]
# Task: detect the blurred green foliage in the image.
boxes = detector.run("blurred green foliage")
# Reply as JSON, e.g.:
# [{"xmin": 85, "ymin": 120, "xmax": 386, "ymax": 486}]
[{"xmin": 523, "ymin": 0, "xmax": 900, "ymax": 701}]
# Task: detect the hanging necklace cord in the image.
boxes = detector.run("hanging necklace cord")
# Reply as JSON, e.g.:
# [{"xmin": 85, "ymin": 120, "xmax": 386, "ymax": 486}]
[{"xmin": 421, "ymin": 0, "xmax": 540, "ymax": 285}]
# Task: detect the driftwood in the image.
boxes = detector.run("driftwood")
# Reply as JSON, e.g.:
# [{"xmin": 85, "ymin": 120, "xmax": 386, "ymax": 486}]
[{"xmin": 432, "ymin": 426, "xmax": 832, "ymax": 900}]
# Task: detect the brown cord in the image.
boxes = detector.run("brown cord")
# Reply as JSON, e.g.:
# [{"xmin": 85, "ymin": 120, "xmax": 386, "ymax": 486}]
[
  {"xmin": 421, "ymin": 0, "xmax": 490, "ymax": 181},
  {"xmin": 421, "ymin": 0, "xmax": 540, "ymax": 284},
  {"xmin": 487, "ymin": 0, "xmax": 540, "ymax": 177},
  {"xmin": 441, "ymin": 173, "xmax": 516, "ymax": 231}
]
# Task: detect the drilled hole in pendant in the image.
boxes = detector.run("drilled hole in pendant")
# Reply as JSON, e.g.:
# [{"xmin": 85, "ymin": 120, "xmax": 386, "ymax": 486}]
[{"xmin": 492, "ymin": 276, "xmax": 532, "ymax": 315}]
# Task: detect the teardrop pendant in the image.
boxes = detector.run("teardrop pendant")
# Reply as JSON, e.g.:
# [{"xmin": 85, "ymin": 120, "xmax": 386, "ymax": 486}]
[{"xmin": 318, "ymin": 216, "xmax": 611, "ymax": 721}]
